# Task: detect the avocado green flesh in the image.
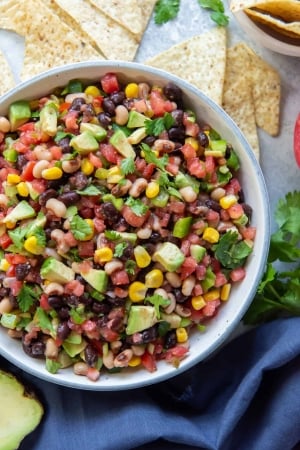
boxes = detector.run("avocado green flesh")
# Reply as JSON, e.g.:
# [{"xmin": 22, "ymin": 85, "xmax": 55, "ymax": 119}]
[
  {"xmin": 0, "ymin": 370, "xmax": 43, "ymax": 450},
  {"xmin": 80, "ymin": 122, "xmax": 107, "ymax": 141},
  {"xmin": 70, "ymin": 131, "xmax": 99, "ymax": 155},
  {"xmin": 3, "ymin": 200, "xmax": 36, "ymax": 224},
  {"xmin": 80, "ymin": 268, "xmax": 108, "ymax": 293},
  {"xmin": 127, "ymin": 110, "xmax": 149, "ymax": 128},
  {"xmin": 126, "ymin": 305, "xmax": 157, "ymax": 335},
  {"xmin": 39, "ymin": 104, "xmax": 58, "ymax": 136},
  {"xmin": 109, "ymin": 129, "xmax": 135, "ymax": 158},
  {"xmin": 8, "ymin": 100, "xmax": 31, "ymax": 132},
  {"xmin": 153, "ymin": 242, "xmax": 185, "ymax": 272},
  {"xmin": 40, "ymin": 257, "xmax": 75, "ymax": 284}
]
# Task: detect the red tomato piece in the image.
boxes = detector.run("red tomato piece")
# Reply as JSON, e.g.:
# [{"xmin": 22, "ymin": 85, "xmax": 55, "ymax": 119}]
[
  {"xmin": 122, "ymin": 205, "xmax": 149, "ymax": 228},
  {"xmin": 230, "ymin": 267, "xmax": 246, "ymax": 282},
  {"xmin": 180, "ymin": 256, "xmax": 198, "ymax": 279},
  {"xmin": 87, "ymin": 367, "xmax": 100, "ymax": 382},
  {"xmin": 186, "ymin": 158, "xmax": 206, "ymax": 178},
  {"xmin": 78, "ymin": 241, "xmax": 95, "ymax": 258},
  {"xmin": 141, "ymin": 351, "xmax": 157, "ymax": 373},
  {"xmin": 181, "ymin": 143, "xmax": 197, "ymax": 159},
  {"xmin": 294, "ymin": 113, "xmax": 300, "ymax": 167},
  {"xmin": 0, "ymin": 234, "xmax": 13, "ymax": 249},
  {"xmin": 40, "ymin": 294, "xmax": 51, "ymax": 311},
  {"xmin": 100, "ymin": 143, "xmax": 119, "ymax": 164},
  {"xmin": 21, "ymin": 161, "xmax": 36, "ymax": 182},
  {"xmin": 101, "ymin": 73, "xmax": 119, "ymax": 94},
  {"xmin": 88, "ymin": 152, "xmax": 103, "ymax": 169},
  {"xmin": 202, "ymin": 300, "xmax": 221, "ymax": 317},
  {"xmin": 110, "ymin": 269, "xmax": 130, "ymax": 286},
  {"xmin": 64, "ymin": 280, "xmax": 85, "ymax": 297},
  {"xmin": 5, "ymin": 254, "xmax": 27, "ymax": 265},
  {"xmin": 17, "ymin": 122, "xmax": 35, "ymax": 132},
  {"xmin": 99, "ymin": 326, "xmax": 120, "ymax": 342},
  {"xmin": 164, "ymin": 345, "xmax": 189, "ymax": 361}
]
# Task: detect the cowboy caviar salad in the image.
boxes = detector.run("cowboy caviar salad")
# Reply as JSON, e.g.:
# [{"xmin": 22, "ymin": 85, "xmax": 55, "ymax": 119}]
[{"xmin": 0, "ymin": 72, "xmax": 255, "ymax": 381}]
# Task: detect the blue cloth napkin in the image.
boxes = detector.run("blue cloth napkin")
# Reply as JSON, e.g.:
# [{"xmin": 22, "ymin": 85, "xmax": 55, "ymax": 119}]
[{"xmin": 2, "ymin": 317, "xmax": 300, "ymax": 450}]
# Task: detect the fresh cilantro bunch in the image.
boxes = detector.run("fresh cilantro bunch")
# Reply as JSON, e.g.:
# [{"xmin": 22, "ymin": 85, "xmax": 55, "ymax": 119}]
[
  {"xmin": 154, "ymin": 0, "xmax": 229, "ymax": 27},
  {"xmin": 243, "ymin": 191, "xmax": 300, "ymax": 325}
]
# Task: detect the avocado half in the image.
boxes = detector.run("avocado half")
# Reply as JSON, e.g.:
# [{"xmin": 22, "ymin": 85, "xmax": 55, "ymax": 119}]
[{"xmin": 0, "ymin": 369, "xmax": 44, "ymax": 450}]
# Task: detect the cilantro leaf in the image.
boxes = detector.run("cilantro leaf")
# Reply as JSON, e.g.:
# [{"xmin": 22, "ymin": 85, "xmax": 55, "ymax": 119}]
[
  {"xmin": 35, "ymin": 307, "xmax": 53, "ymax": 331},
  {"xmin": 214, "ymin": 231, "xmax": 253, "ymax": 269},
  {"xmin": 145, "ymin": 294, "xmax": 171, "ymax": 319},
  {"xmin": 8, "ymin": 226, "xmax": 28, "ymax": 251},
  {"xmin": 76, "ymin": 185, "xmax": 103, "ymax": 196},
  {"xmin": 198, "ymin": 0, "xmax": 229, "ymax": 26},
  {"xmin": 125, "ymin": 260, "xmax": 136, "ymax": 275},
  {"xmin": 145, "ymin": 113, "xmax": 175, "ymax": 136},
  {"xmin": 17, "ymin": 284, "xmax": 41, "ymax": 313},
  {"xmin": 114, "ymin": 242, "xmax": 127, "ymax": 257},
  {"xmin": 70, "ymin": 215, "xmax": 93, "ymax": 241},
  {"xmin": 120, "ymin": 157, "xmax": 135, "ymax": 175},
  {"xmin": 154, "ymin": 0, "xmax": 180, "ymax": 24},
  {"xmin": 210, "ymin": 10, "xmax": 229, "ymax": 26},
  {"xmin": 125, "ymin": 197, "xmax": 149, "ymax": 216},
  {"xmin": 104, "ymin": 230, "xmax": 122, "ymax": 241},
  {"xmin": 140, "ymin": 143, "xmax": 169, "ymax": 170}
]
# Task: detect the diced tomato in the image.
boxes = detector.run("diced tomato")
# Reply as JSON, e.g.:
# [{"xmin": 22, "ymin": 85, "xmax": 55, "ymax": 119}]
[
  {"xmin": 165, "ymin": 158, "xmax": 180, "ymax": 175},
  {"xmin": 141, "ymin": 351, "xmax": 157, "ymax": 373},
  {"xmin": 64, "ymin": 231, "xmax": 77, "ymax": 247},
  {"xmin": 5, "ymin": 254, "xmax": 27, "ymax": 265},
  {"xmin": 210, "ymin": 257, "xmax": 221, "ymax": 273},
  {"xmin": 82, "ymin": 319, "xmax": 97, "ymax": 332},
  {"xmin": 186, "ymin": 157, "xmax": 206, "ymax": 178},
  {"xmin": 189, "ymin": 308, "xmax": 204, "ymax": 323},
  {"xmin": 185, "ymin": 121, "xmax": 200, "ymax": 137},
  {"xmin": 13, "ymin": 141, "xmax": 28, "ymax": 154},
  {"xmin": 164, "ymin": 345, "xmax": 189, "ymax": 361},
  {"xmin": 141, "ymin": 163, "xmax": 156, "ymax": 179},
  {"xmin": 50, "ymin": 145, "xmax": 62, "ymax": 160},
  {"xmin": 0, "ymin": 233, "xmax": 13, "ymax": 249},
  {"xmin": 180, "ymin": 256, "xmax": 198, "ymax": 279},
  {"xmin": 114, "ymin": 287, "xmax": 128, "ymax": 298},
  {"xmin": 202, "ymin": 299, "xmax": 221, "ymax": 317},
  {"xmin": 21, "ymin": 161, "xmax": 36, "ymax": 182},
  {"xmin": 294, "ymin": 113, "xmax": 300, "ymax": 167},
  {"xmin": 10, "ymin": 280, "xmax": 23, "ymax": 296},
  {"xmin": 100, "ymin": 143, "xmax": 119, "ymax": 164},
  {"xmin": 149, "ymin": 90, "xmax": 173, "ymax": 117},
  {"xmin": 101, "ymin": 73, "xmax": 119, "ymax": 94},
  {"xmin": 214, "ymin": 271, "xmax": 228, "ymax": 287},
  {"xmin": 18, "ymin": 122, "xmax": 35, "ymax": 132},
  {"xmin": 226, "ymin": 178, "xmax": 241, "ymax": 195},
  {"xmin": 93, "ymin": 218, "xmax": 105, "ymax": 233},
  {"xmin": 228, "ymin": 203, "xmax": 244, "ymax": 219},
  {"xmin": 180, "ymin": 239, "xmax": 191, "ymax": 256},
  {"xmin": 88, "ymin": 152, "xmax": 103, "ymax": 169},
  {"xmin": 193, "ymin": 283, "xmax": 203, "ymax": 296},
  {"xmin": 122, "ymin": 205, "xmax": 149, "ymax": 228},
  {"xmin": 6, "ymin": 265, "xmax": 16, "ymax": 277},
  {"xmin": 195, "ymin": 264, "xmax": 206, "ymax": 280},
  {"xmin": 30, "ymin": 179, "xmax": 46, "ymax": 194},
  {"xmin": 40, "ymin": 294, "xmax": 51, "ymax": 311},
  {"xmin": 99, "ymin": 326, "xmax": 120, "ymax": 342},
  {"xmin": 133, "ymin": 99, "xmax": 148, "ymax": 113},
  {"xmin": 64, "ymin": 280, "xmax": 85, "ymax": 297},
  {"xmin": 168, "ymin": 201, "xmax": 185, "ymax": 214},
  {"xmin": 205, "ymin": 155, "xmax": 215, "ymax": 174},
  {"xmin": 87, "ymin": 367, "xmax": 100, "ymax": 381},
  {"xmin": 206, "ymin": 209, "xmax": 220, "ymax": 228},
  {"xmin": 59, "ymin": 102, "xmax": 71, "ymax": 112},
  {"xmin": 78, "ymin": 241, "xmax": 95, "ymax": 258},
  {"xmin": 230, "ymin": 267, "xmax": 246, "ymax": 282},
  {"xmin": 64, "ymin": 110, "xmax": 79, "ymax": 131},
  {"xmin": 110, "ymin": 269, "xmax": 130, "ymax": 286},
  {"xmin": 240, "ymin": 226, "xmax": 256, "ymax": 240},
  {"xmin": 92, "ymin": 95, "xmax": 104, "ymax": 109},
  {"xmin": 181, "ymin": 143, "xmax": 197, "ymax": 159}
]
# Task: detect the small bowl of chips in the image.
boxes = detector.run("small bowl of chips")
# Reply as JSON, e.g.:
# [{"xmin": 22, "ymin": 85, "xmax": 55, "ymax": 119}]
[{"xmin": 229, "ymin": 0, "xmax": 300, "ymax": 57}]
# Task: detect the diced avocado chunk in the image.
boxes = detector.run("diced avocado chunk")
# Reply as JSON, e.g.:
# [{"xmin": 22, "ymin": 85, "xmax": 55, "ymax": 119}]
[
  {"xmin": 205, "ymin": 139, "xmax": 227, "ymax": 157},
  {"xmin": 109, "ymin": 129, "xmax": 135, "ymax": 158},
  {"xmin": 63, "ymin": 340, "xmax": 87, "ymax": 358},
  {"xmin": 3, "ymin": 200, "xmax": 35, "ymax": 224},
  {"xmin": 126, "ymin": 305, "xmax": 157, "ymax": 335},
  {"xmin": 160, "ymin": 312, "xmax": 182, "ymax": 329},
  {"xmin": 0, "ymin": 313, "xmax": 18, "ymax": 329},
  {"xmin": 173, "ymin": 216, "xmax": 193, "ymax": 238},
  {"xmin": 190, "ymin": 244, "xmax": 206, "ymax": 262},
  {"xmin": 80, "ymin": 268, "xmax": 108, "ymax": 293},
  {"xmin": 175, "ymin": 171, "xmax": 200, "ymax": 193},
  {"xmin": 70, "ymin": 131, "xmax": 99, "ymax": 155},
  {"xmin": 0, "ymin": 369, "xmax": 44, "ymax": 450},
  {"xmin": 127, "ymin": 110, "xmax": 149, "ymax": 128},
  {"xmin": 80, "ymin": 122, "xmax": 107, "ymax": 141},
  {"xmin": 9, "ymin": 100, "xmax": 31, "ymax": 132},
  {"xmin": 39, "ymin": 103, "xmax": 58, "ymax": 136},
  {"xmin": 153, "ymin": 242, "xmax": 185, "ymax": 272},
  {"xmin": 127, "ymin": 127, "xmax": 147, "ymax": 145},
  {"xmin": 40, "ymin": 257, "xmax": 75, "ymax": 284}
]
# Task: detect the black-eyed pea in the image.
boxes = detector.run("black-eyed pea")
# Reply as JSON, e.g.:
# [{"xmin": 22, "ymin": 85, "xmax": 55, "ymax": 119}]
[{"xmin": 113, "ymin": 349, "xmax": 133, "ymax": 368}]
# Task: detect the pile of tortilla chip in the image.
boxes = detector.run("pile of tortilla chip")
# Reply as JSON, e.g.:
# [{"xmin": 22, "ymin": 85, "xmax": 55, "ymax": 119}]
[
  {"xmin": 145, "ymin": 27, "xmax": 281, "ymax": 161},
  {"xmin": 230, "ymin": 0, "xmax": 300, "ymax": 40},
  {"xmin": 0, "ymin": 0, "xmax": 156, "ymax": 84}
]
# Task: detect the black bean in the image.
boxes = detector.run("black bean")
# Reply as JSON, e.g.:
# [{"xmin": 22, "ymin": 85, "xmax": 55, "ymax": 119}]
[
  {"xmin": 84, "ymin": 344, "xmax": 98, "ymax": 367},
  {"xmin": 69, "ymin": 97, "xmax": 86, "ymax": 111},
  {"xmin": 205, "ymin": 199, "xmax": 221, "ymax": 213},
  {"xmin": 16, "ymin": 154, "xmax": 28, "ymax": 171},
  {"xmin": 242, "ymin": 203, "xmax": 253, "ymax": 220},
  {"xmin": 0, "ymin": 287, "xmax": 9, "ymax": 297},
  {"xmin": 69, "ymin": 172, "xmax": 88, "ymax": 190},
  {"xmin": 48, "ymin": 296, "xmax": 64, "ymax": 309},
  {"xmin": 119, "ymin": 243, "xmax": 134, "ymax": 261},
  {"xmin": 198, "ymin": 131, "xmax": 209, "ymax": 148},
  {"xmin": 66, "ymin": 295, "xmax": 80, "ymax": 307},
  {"xmin": 139, "ymin": 325, "xmax": 158, "ymax": 344},
  {"xmin": 56, "ymin": 321, "xmax": 70, "ymax": 341},
  {"xmin": 82, "ymin": 103, "xmax": 95, "ymax": 121},
  {"xmin": 149, "ymin": 232, "xmax": 162, "ymax": 243},
  {"xmin": 163, "ymin": 82, "xmax": 183, "ymax": 103},
  {"xmin": 173, "ymin": 288, "xmax": 188, "ymax": 304},
  {"xmin": 91, "ymin": 301, "xmax": 110, "ymax": 315},
  {"xmin": 101, "ymin": 202, "xmax": 120, "ymax": 225},
  {"xmin": 143, "ymin": 135, "xmax": 156, "ymax": 147},
  {"xmin": 168, "ymin": 126, "xmax": 186, "ymax": 143},
  {"xmin": 57, "ymin": 307, "xmax": 70, "ymax": 320},
  {"xmin": 107, "ymin": 297, "xmax": 126, "ymax": 307},
  {"xmin": 47, "ymin": 174, "xmax": 69, "ymax": 190},
  {"xmin": 168, "ymin": 236, "xmax": 181, "ymax": 247},
  {"xmin": 97, "ymin": 112, "xmax": 112, "ymax": 128},
  {"xmin": 164, "ymin": 330, "xmax": 177, "ymax": 349},
  {"xmin": 110, "ymin": 91, "xmax": 126, "ymax": 105},
  {"xmin": 171, "ymin": 109, "xmax": 184, "ymax": 127},
  {"xmin": 58, "ymin": 191, "xmax": 81, "ymax": 206},
  {"xmin": 102, "ymin": 97, "xmax": 116, "ymax": 116},
  {"xmin": 22, "ymin": 338, "xmax": 45, "ymax": 358},
  {"xmin": 15, "ymin": 263, "xmax": 31, "ymax": 281},
  {"xmin": 58, "ymin": 137, "xmax": 72, "ymax": 153},
  {"xmin": 38, "ymin": 189, "xmax": 58, "ymax": 206}
]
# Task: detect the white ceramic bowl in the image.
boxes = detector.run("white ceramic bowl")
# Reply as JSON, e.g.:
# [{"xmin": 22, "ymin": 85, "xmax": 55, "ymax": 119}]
[
  {"xmin": 0, "ymin": 61, "xmax": 270, "ymax": 390},
  {"xmin": 231, "ymin": 8, "xmax": 300, "ymax": 57}
]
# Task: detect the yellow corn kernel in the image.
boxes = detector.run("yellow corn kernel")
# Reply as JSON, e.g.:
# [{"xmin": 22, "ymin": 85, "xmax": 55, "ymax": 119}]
[
  {"xmin": 16, "ymin": 182, "xmax": 29, "ymax": 197},
  {"xmin": 5, "ymin": 221, "xmax": 16, "ymax": 230},
  {"xmin": 129, "ymin": 281, "xmax": 147, "ymax": 302},
  {"xmin": 7, "ymin": 173, "xmax": 21, "ymax": 184},
  {"xmin": 84, "ymin": 85, "xmax": 101, "ymax": 97},
  {"xmin": 41, "ymin": 166, "xmax": 63, "ymax": 180},
  {"xmin": 220, "ymin": 283, "xmax": 231, "ymax": 301},
  {"xmin": 0, "ymin": 259, "xmax": 11, "ymax": 272},
  {"xmin": 202, "ymin": 227, "xmax": 220, "ymax": 244},
  {"xmin": 107, "ymin": 166, "xmax": 122, "ymax": 184},
  {"xmin": 185, "ymin": 137, "xmax": 199, "ymax": 151},
  {"xmin": 125, "ymin": 83, "xmax": 139, "ymax": 98},
  {"xmin": 145, "ymin": 269, "xmax": 164, "ymax": 289},
  {"xmin": 176, "ymin": 327, "xmax": 188, "ymax": 343},
  {"xmin": 128, "ymin": 355, "xmax": 142, "ymax": 367},
  {"xmin": 203, "ymin": 288, "xmax": 220, "ymax": 302},
  {"xmin": 141, "ymin": 149, "xmax": 159, "ymax": 158},
  {"xmin": 23, "ymin": 236, "xmax": 43, "ymax": 255},
  {"xmin": 191, "ymin": 295, "xmax": 206, "ymax": 310},
  {"xmin": 81, "ymin": 219, "xmax": 94, "ymax": 241},
  {"xmin": 81, "ymin": 158, "xmax": 94, "ymax": 176},
  {"xmin": 133, "ymin": 245, "xmax": 151, "ymax": 268},
  {"xmin": 145, "ymin": 181, "xmax": 160, "ymax": 199},
  {"xmin": 94, "ymin": 247, "xmax": 113, "ymax": 264},
  {"xmin": 219, "ymin": 194, "xmax": 238, "ymax": 210}
]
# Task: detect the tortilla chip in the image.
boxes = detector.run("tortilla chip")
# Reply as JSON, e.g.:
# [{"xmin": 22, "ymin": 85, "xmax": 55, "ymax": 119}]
[
  {"xmin": 230, "ymin": 0, "xmax": 300, "ymax": 18},
  {"xmin": 53, "ymin": 0, "xmax": 139, "ymax": 61},
  {"xmin": 0, "ymin": 50, "xmax": 15, "ymax": 95},
  {"xmin": 245, "ymin": 9, "xmax": 300, "ymax": 38},
  {"xmin": 0, "ymin": 0, "xmax": 104, "ymax": 80},
  {"xmin": 222, "ymin": 45, "xmax": 260, "ymax": 160},
  {"xmin": 88, "ymin": 0, "xmax": 143, "ymax": 35},
  {"xmin": 137, "ymin": 0, "xmax": 157, "ymax": 39},
  {"xmin": 242, "ymin": 43, "xmax": 281, "ymax": 136},
  {"xmin": 145, "ymin": 28, "xmax": 227, "ymax": 106}
]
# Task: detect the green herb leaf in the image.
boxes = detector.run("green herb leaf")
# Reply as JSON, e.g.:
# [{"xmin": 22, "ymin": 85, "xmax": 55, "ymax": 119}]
[
  {"xmin": 104, "ymin": 230, "xmax": 122, "ymax": 241},
  {"xmin": 46, "ymin": 358, "xmax": 62, "ymax": 374},
  {"xmin": 8, "ymin": 226, "xmax": 28, "ymax": 251},
  {"xmin": 145, "ymin": 112, "xmax": 175, "ymax": 136},
  {"xmin": 125, "ymin": 196, "xmax": 149, "ymax": 216},
  {"xmin": 70, "ymin": 215, "xmax": 93, "ymax": 241},
  {"xmin": 114, "ymin": 242, "xmax": 127, "ymax": 258},
  {"xmin": 17, "ymin": 284, "xmax": 41, "ymax": 313},
  {"xmin": 54, "ymin": 130, "xmax": 75, "ymax": 143},
  {"xmin": 198, "ymin": 0, "xmax": 229, "ymax": 26},
  {"xmin": 145, "ymin": 294, "xmax": 171, "ymax": 319},
  {"xmin": 214, "ymin": 231, "xmax": 253, "ymax": 269},
  {"xmin": 76, "ymin": 185, "xmax": 103, "ymax": 196},
  {"xmin": 140, "ymin": 143, "xmax": 169, "ymax": 170},
  {"xmin": 125, "ymin": 260, "xmax": 136, "ymax": 275},
  {"xmin": 120, "ymin": 157, "xmax": 135, "ymax": 175},
  {"xmin": 154, "ymin": 0, "xmax": 180, "ymax": 24},
  {"xmin": 35, "ymin": 307, "xmax": 53, "ymax": 332}
]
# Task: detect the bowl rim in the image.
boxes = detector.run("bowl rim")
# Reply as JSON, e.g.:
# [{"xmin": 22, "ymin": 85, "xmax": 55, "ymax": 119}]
[{"xmin": 0, "ymin": 60, "xmax": 271, "ymax": 390}]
